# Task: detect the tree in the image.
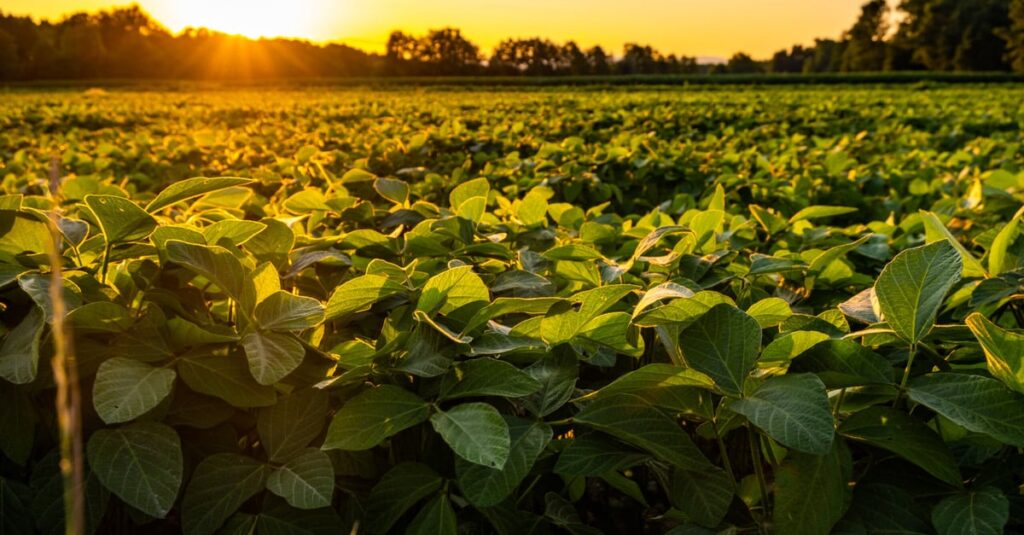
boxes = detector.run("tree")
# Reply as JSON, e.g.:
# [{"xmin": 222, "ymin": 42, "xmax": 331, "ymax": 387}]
[
  {"xmin": 999, "ymin": 0, "xmax": 1024, "ymax": 72},
  {"xmin": 586, "ymin": 45, "xmax": 611, "ymax": 74},
  {"xmin": 770, "ymin": 45, "xmax": 813, "ymax": 73},
  {"xmin": 803, "ymin": 39, "xmax": 846, "ymax": 72},
  {"xmin": 726, "ymin": 52, "xmax": 762, "ymax": 74},
  {"xmin": 841, "ymin": 0, "xmax": 889, "ymax": 71}
]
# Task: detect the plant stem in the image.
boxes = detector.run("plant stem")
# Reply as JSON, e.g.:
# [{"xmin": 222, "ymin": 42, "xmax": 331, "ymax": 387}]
[
  {"xmin": 747, "ymin": 424, "xmax": 771, "ymax": 534},
  {"xmin": 100, "ymin": 240, "xmax": 111, "ymax": 285},
  {"xmin": 833, "ymin": 388, "xmax": 847, "ymax": 420},
  {"xmin": 894, "ymin": 342, "xmax": 918, "ymax": 407},
  {"xmin": 711, "ymin": 420, "xmax": 736, "ymax": 482},
  {"xmin": 45, "ymin": 157, "xmax": 84, "ymax": 535}
]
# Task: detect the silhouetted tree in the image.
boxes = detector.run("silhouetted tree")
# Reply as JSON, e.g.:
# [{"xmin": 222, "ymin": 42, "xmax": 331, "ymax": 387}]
[
  {"xmin": 999, "ymin": 0, "xmax": 1024, "ymax": 72},
  {"xmin": 726, "ymin": 52, "xmax": 762, "ymax": 73},
  {"xmin": 841, "ymin": 0, "xmax": 888, "ymax": 71}
]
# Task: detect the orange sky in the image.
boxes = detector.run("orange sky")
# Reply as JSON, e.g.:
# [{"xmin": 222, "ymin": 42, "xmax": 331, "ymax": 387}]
[{"xmin": 2, "ymin": 0, "xmax": 868, "ymax": 59}]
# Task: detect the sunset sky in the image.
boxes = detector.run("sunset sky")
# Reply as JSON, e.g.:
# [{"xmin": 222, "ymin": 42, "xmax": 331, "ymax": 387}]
[{"xmin": 3, "ymin": 0, "xmax": 868, "ymax": 60}]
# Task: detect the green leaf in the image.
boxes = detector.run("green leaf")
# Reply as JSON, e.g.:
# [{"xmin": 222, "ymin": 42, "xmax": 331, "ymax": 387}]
[
  {"xmin": 373, "ymin": 177, "xmax": 410, "ymax": 205},
  {"xmin": 241, "ymin": 329, "xmax": 306, "ymax": 385},
  {"xmin": 807, "ymin": 235, "xmax": 870, "ymax": 275},
  {"xmin": 322, "ymin": 385, "xmax": 430, "ymax": 450},
  {"xmin": 177, "ymin": 354, "xmax": 277, "ymax": 408},
  {"xmin": 920, "ymin": 211, "xmax": 987, "ymax": 278},
  {"xmin": 0, "ymin": 306, "xmax": 44, "ymax": 385},
  {"xmin": 202, "ymin": 219, "xmax": 266, "ymax": 247},
  {"xmin": 773, "ymin": 440, "xmax": 851, "ymax": 535},
  {"xmin": 791, "ymin": 339, "xmax": 895, "ymax": 388},
  {"xmin": 456, "ymin": 417, "xmax": 552, "ymax": 507},
  {"xmin": 439, "ymin": 358, "xmax": 542, "ymax": 400},
  {"xmin": 874, "ymin": 240, "xmax": 962, "ymax": 344},
  {"xmin": 669, "ymin": 467, "xmax": 734, "ymax": 528},
  {"xmin": 678, "ymin": 304, "xmax": 761, "ymax": 396},
  {"xmin": 146, "ymin": 177, "xmax": 253, "ymax": 213},
  {"xmin": 839, "ymin": 406, "xmax": 961, "ymax": 487},
  {"xmin": 406, "ymin": 494, "xmax": 457, "ymax": 535},
  {"xmin": 523, "ymin": 351, "xmax": 578, "ymax": 417},
  {"xmin": 541, "ymin": 284, "xmax": 638, "ymax": 344},
  {"xmin": 573, "ymin": 393, "xmax": 712, "ymax": 471},
  {"xmin": 746, "ymin": 297, "xmax": 793, "ymax": 329},
  {"xmin": 554, "ymin": 433, "xmax": 648, "ymax": 477},
  {"xmin": 759, "ymin": 331, "xmax": 830, "ymax": 365},
  {"xmin": 84, "ymin": 194, "xmax": 158, "ymax": 243},
  {"xmin": 87, "ymin": 422, "xmax": 182, "ymax": 518},
  {"xmin": 181, "ymin": 453, "xmax": 268, "ymax": 535},
  {"xmin": 907, "ymin": 373, "xmax": 1024, "ymax": 447},
  {"xmin": 449, "ymin": 177, "xmax": 490, "ymax": 209},
  {"xmin": 430, "ymin": 403, "xmax": 511, "ymax": 469},
  {"xmin": 324, "ymin": 274, "xmax": 406, "ymax": 321},
  {"xmin": 417, "ymin": 265, "xmax": 490, "ymax": 319},
  {"xmin": 0, "ymin": 210, "xmax": 51, "ymax": 261},
  {"xmin": 365, "ymin": 463, "xmax": 443, "ymax": 534},
  {"xmin": 931, "ymin": 487, "xmax": 1008, "ymax": 535},
  {"xmin": 788, "ymin": 205, "xmax": 856, "ymax": 223},
  {"xmin": 165, "ymin": 240, "xmax": 256, "ymax": 312},
  {"xmin": 966, "ymin": 313, "xmax": 1024, "ymax": 393},
  {"xmin": 266, "ymin": 448, "xmax": 334, "ymax": 510},
  {"xmin": 518, "ymin": 189, "xmax": 549, "ymax": 227},
  {"xmin": 988, "ymin": 209, "xmax": 1024, "ymax": 275},
  {"xmin": 578, "ymin": 363, "xmax": 714, "ymax": 401},
  {"xmin": 258, "ymin": 389, "xmax": 328, "ymax": 463},
  {"xmin": 463, "ymin": 297, "xmax": 564, "ymax": 334},
  {"xmin": 92, "ymin": 357, "xmax": 176, "ymax": 424},
  {"xmin": 730, "ymin": 374, "xmax": 834, "ymax": 454}
]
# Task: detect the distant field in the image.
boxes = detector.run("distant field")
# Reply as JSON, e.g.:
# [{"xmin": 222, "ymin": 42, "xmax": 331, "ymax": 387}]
[{"xmin": 2, "ymin": 86, "xmax": 1024, "ymax": 533}]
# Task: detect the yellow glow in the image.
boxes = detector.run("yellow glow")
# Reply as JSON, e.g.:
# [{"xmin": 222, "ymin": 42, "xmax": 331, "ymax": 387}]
[
  {"xmin": 156, "ymin": 0, "xmax": 321, "ymax": 39},
  {"xmin": 6, "ymin": 0, "xmax": 869, "ymax": 59}
]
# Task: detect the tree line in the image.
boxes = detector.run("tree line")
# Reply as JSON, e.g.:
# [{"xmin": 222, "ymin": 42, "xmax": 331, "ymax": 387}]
[{"xmin": 1, "ymin": 1, "xmax": 1023, "ymax": 80}]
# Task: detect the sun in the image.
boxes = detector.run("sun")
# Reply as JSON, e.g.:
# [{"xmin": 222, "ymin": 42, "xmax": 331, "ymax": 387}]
[{"xmin": 156, "ymin": 0, "xmax": 323, "ymax": 40}]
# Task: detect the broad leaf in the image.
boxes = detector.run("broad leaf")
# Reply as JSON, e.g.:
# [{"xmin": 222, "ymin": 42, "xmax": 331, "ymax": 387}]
[
  {"xmin": 241, "ymin": 329, "xmax": 306, "ymax": 385},
  {"xmin": 177, "ymin": 354, "xmax": 277, "ymax": 408},
  {"xmin": 573, "ymin": 393, "xmax": 712, "ymax": 471},
  {"xmin": 966, "ymin": 313, "xmax": 1024, "ymax": 393},
  {"xmin": 730, "ymin": 374, "xmax": 834, "ymax": 454},
  {"xmin": 931, "ymin": 487, "xmax": 1008, "ymax": 535},
  {"xmin": 407, "ymin": 494, "xmax": 457, "ymax": 535},
  {"xmin": 678, "ymin": 304, "xmax": 761, "ymax": 396},
  {"xmin": 365, "ymin": 463, "xmax": 443, "ymax": 534},
  {"xmin": 839, "ymin": 406, "xmax": 961, "ymax": 487},
  {"xmin": 258, "ymin": 388, "xmax": 328, "ymax": 462},
  {"xmin": 85, "ymin": 194, "xmax": 158, "ymax": 243},
  {"xmin": 146, "ymin": 177, "xmax": 253, "ymax": 213},
  {"xmin": 874, "ymin": 240, "xmax": 962, "ymax": 344},
  {"xmin": 254, "ymin": 290, "xmax": 325, "ymax": 331},
  {"xmin": 322, "ymin": 385, "xmax": 430, "ymax": 450},
  {"xmin": 181, "ymin": 454, "xmax": 268, "ymax": 535},
  {"xmin": 773, "ymin": 440, "xmax": 851, "ymax": 535},
  {"xmin": 907, "ymin": 373, "xmax": 1024, "ymax": 447},
  {"xmin": 323, "ymin": 274, "xmax": 406, "ymax": 321},
  {"xmin": 440, "ymin": 357, "xmax": 542, "ymax": 400},
  {"xmin": 165, "ymin": 240, "xmax": 256, "ymax": 311},
  {"xmin": 92, "ymin": 357, "xmax": 176, "ymax": 424},
  {"xmin": 456, "ymin": 417, "xmax": 552, "ymax": 506},
  {"xmin": 266, "ymin": 448, "xmax": 334, "ymax": 510},
  {"xmin": 0, "ymin": 306, "xmax": 44, "ymax": 385},
  {"xmin": 87, "ymin": 422, "xmax": 182, "ymax": 518},
  {"xmin": 669, "ymin": 467, "xmax": 734, "ymax": 528},
  {"xmin": 430, "ymin": 403, "xmax": 511, "ymax": 468},
  {"xmin": 554, "ymin": 433, "xmax": 648, "ymax": 477}
]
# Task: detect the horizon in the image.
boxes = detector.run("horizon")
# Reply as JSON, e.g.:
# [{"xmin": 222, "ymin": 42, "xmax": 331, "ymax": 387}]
[{"xmin": 2, "ymin": 0, "xmax": 868, "ymax": 60}]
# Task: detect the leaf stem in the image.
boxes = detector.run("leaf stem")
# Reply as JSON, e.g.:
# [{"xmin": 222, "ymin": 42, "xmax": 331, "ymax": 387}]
[
  {"xmin": 747, "ymin": 423, "xmax": 771, "ymax": 533},
  {"xmin": 711, "ymin": 420, "xmax": 736, "ymax": 482},
  {"xmin": 894, "ymin": 342, "xmax": 918, "ymax": 407},
  {"xmin": 100, "ymin": 239, "xmax": 111, "ymax": 285}
]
